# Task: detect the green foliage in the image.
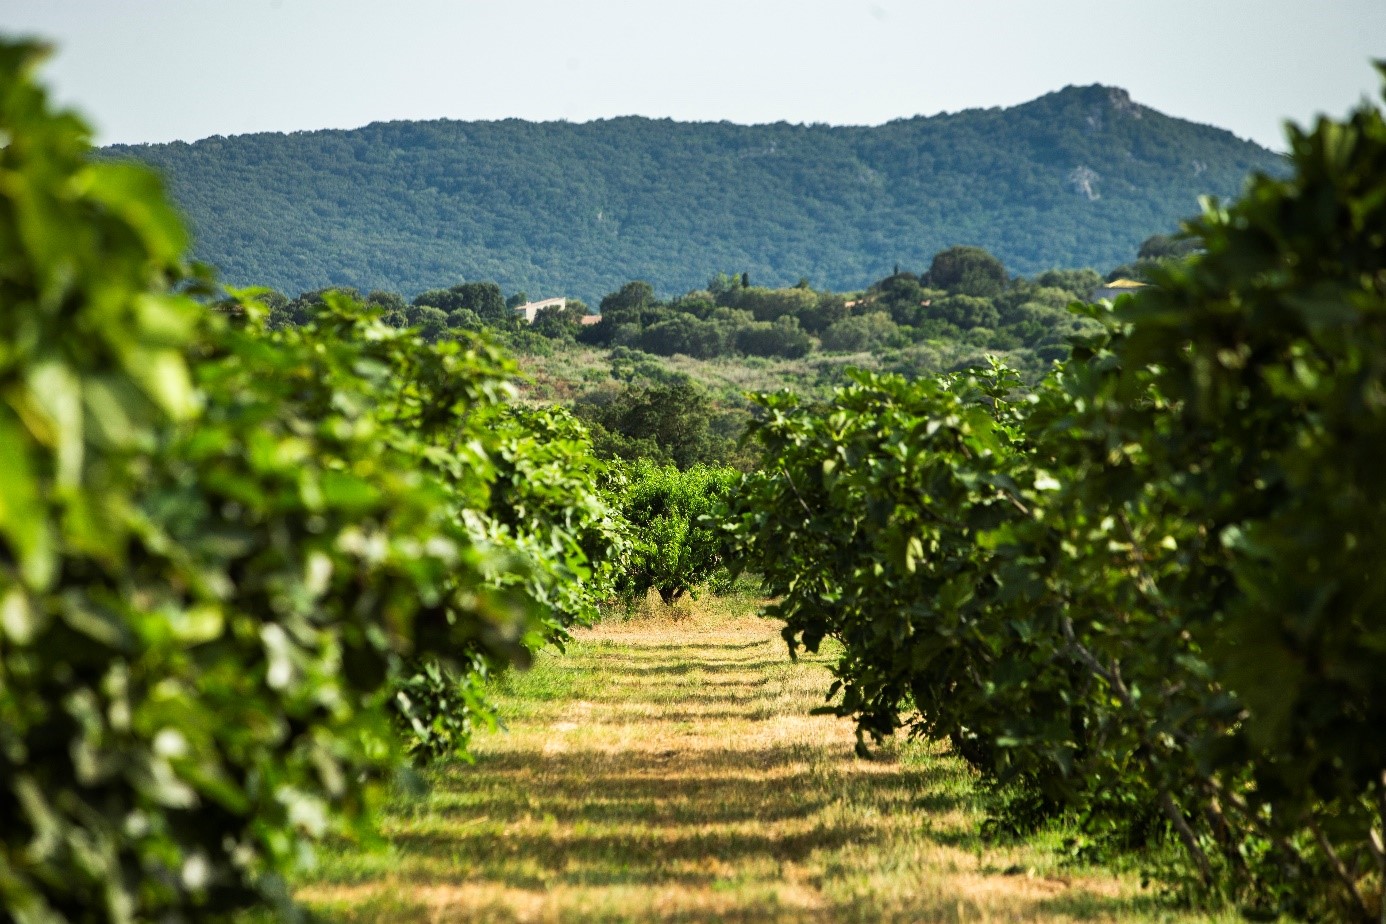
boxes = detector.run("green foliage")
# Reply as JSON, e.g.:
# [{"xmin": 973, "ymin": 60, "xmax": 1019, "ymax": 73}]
[
  {"xmin": 396, "ymin": 404, "xmax": 625, "ymax": 762},
  {"xmin": 733, "ymin": 76, "xmax": 1386, "ymax": 920},
  {"xmin": 107, "ymin": 89, "xmax": 1282, "ymax": 304},
  {"xmin": 721, "ymin": 285, "xmax": 819, "ymax": 322},
  {"xmin": 597, "ymin": 281, "xmax": 656, "ymax": 322},
  {"xmin": 637, "ymin": 313, "xmax": 731, "ymax": 359},
  {"xmin": 1075, "ymin": 71, "xmax": 1386, "ymax": 917},
  {"xmin": 613, "ymin": 462, "xmax": 740, "ymax": 606},
  {"xmin": 575, "ymin": 377, "xmax": 729, "ymax": 469},
  {"xmin": 562, "ymin": 263, "xmax": 1105, "ymax": 376},
  {"xmin": 414, "ymin": 281, "xmax": 508, "ymax": 323},
  {"xmin": 924, "ymin": 246, "xmax": 1010, "ymax": 297},
  {"xmin": 733, "ymin": 364, "xmax": 1038, "ymax": 747},
  {"xmin": 819, "ymin": 311, "xmax": 900, "ymax": 352},
  {"xmin": 530, "ymin": 300, "xmax": 588, "ymax": 339},
  {"xmin": 0, "ymin": 44, "xmax": 613, "ymax": 920},
  {"xmin": 733, "ymin": 315, "xmax": 813, "ymax": 358}
]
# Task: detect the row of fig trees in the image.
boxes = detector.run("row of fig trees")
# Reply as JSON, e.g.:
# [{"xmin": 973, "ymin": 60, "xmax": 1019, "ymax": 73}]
[
  {"xmin": 0, "ymin": 40, "xmax": 750, "ymax": 922},
  {"xmin": 733, "ymin": 71, "xmax": 1386, "ymax": 920},
  {"xmin": 0, "ymin": 41, "xmax": 645, "ymax": 921}
]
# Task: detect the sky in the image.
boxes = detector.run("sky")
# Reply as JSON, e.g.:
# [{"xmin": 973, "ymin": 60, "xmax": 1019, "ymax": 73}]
[{"xmin": 5, "ymin": 0, "xmax": 1385, "ymax": 151}]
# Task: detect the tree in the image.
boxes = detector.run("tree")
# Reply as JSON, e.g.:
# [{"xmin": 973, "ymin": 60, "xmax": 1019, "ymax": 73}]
[
  {"xmin": 531, "ymin": 301, "xmax": 588, "ymax": 339},
  {"xmin": 411, "ymin": 304, "xmax": 450, "ymax": 341},
  {"xmin": 1135, "ymin": 233, "xmax": 1199, "ymax": 261},
  {"xmin": 820, "ymin": 311, "xmax": 898, "ymax": 352},
  {"xmin": 639, "ymin": 313, "xmax": 728, "ymax": 358},
  {"xmin": 413, "ymin": 281, "xmax": 508, "ymax": 322},
  {"xmin": 582, "ymin": 281, "xmax": 660, "ymax": 345},
  {"xmin": 0, "ymin": 45, "xmax": 620, "ymax": 919},
  {"xmin": 577, "ymin": 378, "xmax": 721, "ymax": 468},
  {"xmin": 281, "ymin": 286, "xmax": 361, "ymax": 326},
  {"xmin": 798, "ymin": 292, "xmax": 849, "ymax": 334},
  {"xmin": 615, "ymin": 462, "xmax": 740, "ymax": 605},
  {"xmin": 1033, "ymin": 267, "xmax": 1102, "ymax": 297},
  {"xmin": 452, "ymin": 281, "xmax": 508, "ymax": 322},
  {"xmin": 366, "ymin": 289, "xmax": 407, "ymax": 313},
  {"xmin": 413, "ymin": 286, "xmax": 458, "ymax": 311},
  {"xmin": 1076, "ymin": 73, "xmax": 1386, "ymax": 918},
  {"xmin": 924, "ymin": 246, "xmax": 1009, "ymax": 297},
  {"xmin": 724, "ymin": 285, "xmax": 818, "ymax": 322},
  {"xmin": 734, "ymin": 71, "xmax": 1386, "ymax": 919},
  {"xmin": 707, "ymin": 272, "xmax": 744, "ymax": 303},
  {"xmin": 600, "ymin": 280, "xmax": 656, "ymax": 319},
  {"xmin": 931, "ymin": 294, "xmax": 1000, "ymax": 329},
  {"xmin": 734, "ymin": 315, "xmax": 813, "ymax": 358}
]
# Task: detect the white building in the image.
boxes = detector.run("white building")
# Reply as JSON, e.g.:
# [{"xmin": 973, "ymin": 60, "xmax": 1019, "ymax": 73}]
[{"xmin": 513, "ymin": 296, "xmax": 567, "ymax": 324}]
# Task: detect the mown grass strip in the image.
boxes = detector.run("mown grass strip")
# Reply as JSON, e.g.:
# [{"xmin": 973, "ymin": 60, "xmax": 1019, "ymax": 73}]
[{"xmin": 296, "ymin": 596, "xmax": 1238, "ymax": 922}]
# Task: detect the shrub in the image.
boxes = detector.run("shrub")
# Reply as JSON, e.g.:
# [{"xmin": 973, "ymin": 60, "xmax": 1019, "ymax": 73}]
[
  {"xmin": 0, "ymin": 43, "xmax": 601, "ymax": 919},
  {"xmin": 613, "ymin": 462, "xmax": 739, "ymax": 606}
]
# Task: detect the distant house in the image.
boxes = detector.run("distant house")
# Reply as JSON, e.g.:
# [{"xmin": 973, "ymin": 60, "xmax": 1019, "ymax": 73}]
[
  {"xmin": 578, "ymin": 314, "xmax": 601, "ymax": 326},
  {"xmin": 513, "ymin": 296, "xmax": 567, "ymax": 323},
  {"xmin": 1091, "ymin": 278, "xmax": 1148, "ymax": 302}
]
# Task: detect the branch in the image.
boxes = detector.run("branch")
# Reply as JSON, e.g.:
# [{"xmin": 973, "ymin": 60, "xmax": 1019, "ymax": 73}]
[
  {"xmin": 1061, "ymin": 617, "xmax": 1214, "ymax": 884},
  {"xmin": 1159, "ymin": 788, "xmax": 1214, "ymax": 885},
  {"xmin": 779, "ymin": 466, "xmax": 815, "ymax": 518},
  {"xmin": 1308, "ymin": 816, "xmax": 1373, "ymax": 922}
]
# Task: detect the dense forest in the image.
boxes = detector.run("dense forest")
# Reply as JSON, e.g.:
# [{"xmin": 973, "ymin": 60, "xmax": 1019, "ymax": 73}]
[{"xmin": 106, "ymin": 85, "xmax": 1283, "ymax": 304}]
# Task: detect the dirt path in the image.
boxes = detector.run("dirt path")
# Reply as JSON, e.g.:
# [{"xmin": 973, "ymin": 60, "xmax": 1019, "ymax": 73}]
[{"xmin": 299, "ymin": 600, "xmax": 1213, "ymax": 922}]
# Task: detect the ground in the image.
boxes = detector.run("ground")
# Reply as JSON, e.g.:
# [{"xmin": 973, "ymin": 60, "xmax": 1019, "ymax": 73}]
[{"xmin": 296, "ymin": 595, "xmax": 1233, "ymax": 922}]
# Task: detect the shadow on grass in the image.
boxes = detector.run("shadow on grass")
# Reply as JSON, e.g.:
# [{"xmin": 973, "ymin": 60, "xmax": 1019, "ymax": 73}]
[
  {"xmin": 315, "ymin": 893, "xmax": 833, "ymax": 924},
  {"xmin": 384, "ymin": 821, "xmax": 875, "ymax": 888},
  {"xmin": 303, "ymin": 615, "xmax": 1193, "ymax": 923},
  {"xmin": 582, "ymin": 639, "xmax": 770, "ymax": 652},
  {"xmin": 567, "ymin": 659, "xmax": 796, "ymax": 676},
  {"xmin": 454, "ymin": 742, "xmax": 857, "ymax": 777}
]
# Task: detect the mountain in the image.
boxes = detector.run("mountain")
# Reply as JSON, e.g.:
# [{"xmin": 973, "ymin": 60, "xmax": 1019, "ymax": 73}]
[{"xmin": 107, "ymin": 85, "xmax": 1284, "ymax": 304}]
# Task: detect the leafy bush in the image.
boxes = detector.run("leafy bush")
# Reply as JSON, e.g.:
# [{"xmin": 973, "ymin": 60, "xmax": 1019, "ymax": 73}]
[
  {"xmin": 0, "ymin": 43, "xmax": 606, "ymax": 920},
  {"xmin": 732, "ymin": 365, "xmax": 1042, "ymax": 751},
  {"xmin": 575, "ymin": 378, "xmax": 728, "ymax": 468},
  {"xmin": 733, "ymin": 72, "xmax": 1386, "ymax": 919},
  {"xmin": 613, "ymin": 462, "xmax": 739, "ymax": 606}
]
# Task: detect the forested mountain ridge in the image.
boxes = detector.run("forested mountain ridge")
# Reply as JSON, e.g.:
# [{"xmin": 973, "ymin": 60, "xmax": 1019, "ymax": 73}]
[{"xmin": 108, "ymin": 84, "xmax": 1283, "ymax": 303}]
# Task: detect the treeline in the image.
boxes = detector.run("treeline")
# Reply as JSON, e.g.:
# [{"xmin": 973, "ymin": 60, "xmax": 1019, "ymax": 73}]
[
  {"xmin": 579, "ymin": 253, "xmax": 1104, "ymax": 369},
  {"xmin": 246, "ymin": 250, "xmax": 1144, "ymax": 474},
  {"xmin": 250, "ymin": 246, "xmax": 1157, "ymax": 374},
  {"xmin": 732, "ymin": 76, "xmax": 1386, "ymax": 922}
]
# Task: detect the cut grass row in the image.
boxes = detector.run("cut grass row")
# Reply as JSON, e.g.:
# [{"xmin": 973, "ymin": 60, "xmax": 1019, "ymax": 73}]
[{"xmin": 290, "ymin": 595, "xmax": 1241, "ymax": 922}]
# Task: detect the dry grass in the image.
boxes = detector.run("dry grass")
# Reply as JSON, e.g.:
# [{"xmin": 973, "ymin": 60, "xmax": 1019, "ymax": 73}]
[{"xmin": 295, "ymin": 596, "xmax": 1229, "ymax": 922}]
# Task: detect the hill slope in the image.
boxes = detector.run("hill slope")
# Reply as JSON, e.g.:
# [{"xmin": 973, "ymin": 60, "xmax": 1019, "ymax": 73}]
[{"xmin": 109, "ymin": 85, "xmax": 1283, "ymax": 303}]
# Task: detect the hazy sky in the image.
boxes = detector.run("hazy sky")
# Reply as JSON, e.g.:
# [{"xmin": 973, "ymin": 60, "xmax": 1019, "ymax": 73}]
[{"xmin": 6, "ymin": 0, "xmax": 1384, "ymax": 150}]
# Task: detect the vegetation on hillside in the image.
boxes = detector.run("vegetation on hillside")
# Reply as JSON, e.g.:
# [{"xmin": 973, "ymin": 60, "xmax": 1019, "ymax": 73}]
[
  {"xmin": 242, "ymin": 242, "xmax": 1164, "ymax": 471},
  {"xmin": 106, "ymin": 86, "xmax": 1283, "ymax": 304}
]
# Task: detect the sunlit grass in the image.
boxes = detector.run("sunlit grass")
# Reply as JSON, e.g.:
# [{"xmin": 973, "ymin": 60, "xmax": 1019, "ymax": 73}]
[{"xmin": 295, "ymin": 594, "xmax": 1239, "ymax": 922}]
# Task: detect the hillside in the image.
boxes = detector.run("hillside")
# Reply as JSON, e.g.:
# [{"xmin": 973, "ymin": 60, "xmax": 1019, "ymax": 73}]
[{"xmin": 107, "ymin": 85, "xmax": 1284, "ymax": 303}]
